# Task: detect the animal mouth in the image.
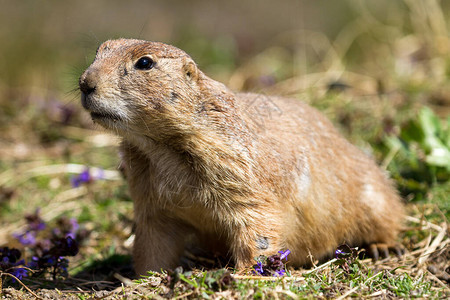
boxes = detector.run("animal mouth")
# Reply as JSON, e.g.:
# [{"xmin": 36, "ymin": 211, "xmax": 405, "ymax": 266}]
[{"xmin": 90, "ymin": 111, "xmax": 122, "ymax": 121}]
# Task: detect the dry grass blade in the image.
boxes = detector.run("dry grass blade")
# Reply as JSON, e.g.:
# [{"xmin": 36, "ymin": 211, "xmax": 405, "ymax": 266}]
[
  {"xmin": 405, "ymin": 215, "xmax": 446, "ymax": 232},
  {"xmin": 417, "ymin": 222, "xmax": 447, "ymax": 265},
  {"xmin": 173, "ymin": 291, "xmax": 194, "ymax": 299},
  {"xmin": 276, "ymin": 289, "xmax": 299, "ymax": 299},
  {"xmin": 113, "ymin": 272, "xmax": 133, "ymax": 286},
  {"xmin": 427, "ymin": 271, "xmax": 450, "ymax": 292},
  {"xmin": 23, "ymin": 164, "xmax": 121, "ymax": 181},
  {"xmin": 0, "ymin": 272, "xmax": 43, "ymax": 300},
  {"xmin": 232, "ymin": 274, "xmax": 305, "ymax": 281},
  {"xmin": 336, "ymin": 286, "xmax": 359, "ymax": 300},
  {"xmin": 303, "ymin": 258, "xmax": 337, "ymax": 274}
]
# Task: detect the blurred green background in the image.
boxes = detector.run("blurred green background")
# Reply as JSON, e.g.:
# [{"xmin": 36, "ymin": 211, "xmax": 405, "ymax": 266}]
[{"xmin": 0, "ymin": 0, "xmax": 448, "ymax": 92}]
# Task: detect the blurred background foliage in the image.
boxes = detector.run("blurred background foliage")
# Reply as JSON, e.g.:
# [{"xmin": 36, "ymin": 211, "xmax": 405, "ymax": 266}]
[{"xmin": 0, "ymin": 0, "xmax": 449, "ymax": 278}]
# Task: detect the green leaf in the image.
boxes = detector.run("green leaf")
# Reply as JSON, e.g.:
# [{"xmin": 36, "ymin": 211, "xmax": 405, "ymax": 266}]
[
  {"xmin": 418, "ymin": 107, "xmax": 441, "ymax": 139},
  {"xmin": 178, "ymin": 273, "xmax": 198, "ymax": 288},
  {"xmin": 445, "ymin": 117, "xmax": 450, "ymax": 149},
  {"xmin": 400, "ymin": 120, "xmax": 424, "ymax": 143},
  {"xmin": 415, "ymin": 108, "xmax": 450, "ymax": 169},
  {"xmin": 426, "ymin": 147, "xmax": 450, "ymax": 170}
]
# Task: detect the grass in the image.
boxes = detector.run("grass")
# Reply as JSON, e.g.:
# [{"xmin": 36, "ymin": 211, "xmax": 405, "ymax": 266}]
[{"xmin": 1, "ymin": 0, "xmax": 449, "ymax": 298}]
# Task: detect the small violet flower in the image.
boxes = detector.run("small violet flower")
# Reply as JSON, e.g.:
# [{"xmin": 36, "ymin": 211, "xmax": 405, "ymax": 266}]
[
  {"xmin": 70, "ymin": 167, "xmax": 105, "ymax": 187},
  {"xmin": 0, "ymin": 248, "xmax": 29, "ymax": 282},
  {"xmin": 255, "ymin": 261, "xmax": 264, "ymax": 275},
  {"xmin": 1, "ymin": 256, "xmax": 10, "ymax": 268},
  {"xmin": 13, "ymin": 231, "xmax": 36, "ymax": 246},
  {"xmin": 71, "ymin": 168, "xmax": 92, "ymax": 187},
  {"xmin": 253, "ymin": 249, "xmax": 291, "ymax": 277},
  {"xmin": 274, "ymin": 269, "xmax": 285, "ymax": 277},
  {"xmin": 31, "ymin": 221, "xmax": 46, "ymax": 231},
  {"xmin": 335, "ymin": 249, "xmax": 345, "ymax": 258},
  {"xmin": 3, "ymin": 211, "xmax": 84, "ymax": 282},
  {"xmin": 0, "ymin": 247, "xmax": 21, "ymax": 266},
  {"xmin": 63, "ymin": 236, "xmax": 79, "ymax": 256},
  {"xmin": 27, "ymin": 256, "xmax": 39, "ymax": 269},
  {"xmin": 25, "ymin": 208, "xmax": 46, "ymax": 232},
  {"xmin": 66, "ymin": 218, "xmax": 80, "ymax": 239},
  {"xmin": 334, "ymin": 244, "xmax": 356, "ymax": 260},
  {"xmin": 278, "ymin": 249, "xmax": 291, "ymax": 261},
  {"xmin": 11, "ymin": 267, "xmax": 28, "ymax": 281}
]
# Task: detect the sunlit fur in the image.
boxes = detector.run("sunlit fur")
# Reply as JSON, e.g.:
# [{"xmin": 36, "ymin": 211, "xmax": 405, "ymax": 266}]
[{"xmin": 79, "ymin": 39, "xmax": 404, "ymax": 275}]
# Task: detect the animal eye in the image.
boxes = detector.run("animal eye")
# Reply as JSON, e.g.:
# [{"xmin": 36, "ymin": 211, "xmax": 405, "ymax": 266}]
[{"xmin": 135, "ymin": 57, "xmax": 154, "ymax": 70}]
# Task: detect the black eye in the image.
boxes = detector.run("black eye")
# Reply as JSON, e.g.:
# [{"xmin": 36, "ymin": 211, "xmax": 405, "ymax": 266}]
[{"xmin": 135, "ymin": 57, "xmax": 154, "ymax": 70}]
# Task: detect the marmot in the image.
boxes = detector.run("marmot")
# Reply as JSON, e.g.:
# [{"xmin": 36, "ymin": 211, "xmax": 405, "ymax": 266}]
[{"xmin": 79, "ymin": 39, "xmax": 404, "ymax": 275}]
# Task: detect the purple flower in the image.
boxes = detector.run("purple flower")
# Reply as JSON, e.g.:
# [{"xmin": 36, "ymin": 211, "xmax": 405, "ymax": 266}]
[
  {"xmin": 0, "ymin": 247, "xmax": 22, "ymax": 268},
  {"xmin": 49, "ymin": 236, "xmax": 79, "ymax": 257},
  {"xmin": 70, "ymin": 167, "xmax": 107, "ymax": 187},
  {"xmin": 267, "ymin": 255, "xmax": 283, "ymax": 269},
  {"xmin": 274, "ymin": 269, "xmax": 285, "ymax": 277},
  {"xmin": 253, "ymin": 250, "xmax": 291, "ymax": 277},
  {"xmin": 11, "ymin": 267, "xmax": 28, "ymax": 281},
  {"xmin": 334, "ymin": 244, "xmax": 356, "ymax": 260},
  {"xmin": 66, "ymin": 218, "xmax": 79, "ymax": 239},
  {"xmin": 70, "ymin": 218, "xmax": 79, "ymax": 230},
  {"xmin": 52, "ymin": 227, "xmax": 62, "ymax": 236},
  {"xmin": 13, "ymin": 231, "xmax": 36, "ymax": 246},
  {"xmin": 335, "ymin": 249, "xmax": 345, "ymax": 258},
  {"xmin": 13, "ymin": 209, "xmax": 47, "ymax": 247},
  {"xmin": 254, "ymin": 261, "xmax": 264, "ymax": 275},
  {"xmin": 42, "ymin": 256, "xmax": 55, "ymax": 266},
  {"xmin": 71, "ymin": 168, "xmax": 92, "ymax": 187},
  {"xmin": 27, "ymin": 256, "xmax": 39, "ymax": 269},
  {"xmin": 3, "ymin": 212, "xmax": 84, "ymax": 282},
  {"xmin": 80, "ymin": 169, "xmax": 90, "ymax": 181},
  {"xmin": 31, "ymin": 221, "xmax": 46, "ymax": 231},
  {"xmin": 278, "ymin": 249, "xmax": 291, "ymax": 261},
  {"xmin": 58, "ymin": 257, "xmax": 68, "ymax": 272},
  {"xmin": 25, "ymin": 208, "xmax": 46, "ymax": 231},
  {"xmin": 1, "ymin": 256, "xmax": 10, "ymax": 267},
  {"xmin": 63, "ymin": 236, "xmax": 79, "ymax": 256}
]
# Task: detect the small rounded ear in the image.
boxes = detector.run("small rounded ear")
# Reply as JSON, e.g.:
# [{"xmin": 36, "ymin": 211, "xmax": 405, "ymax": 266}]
[{"xmin": 182, "ymin": 58, "xmax": 199, "ymax": 82}]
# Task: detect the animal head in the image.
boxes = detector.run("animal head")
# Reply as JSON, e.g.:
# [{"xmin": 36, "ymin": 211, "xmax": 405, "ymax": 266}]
[{"xmin": 79, "ymin": 39, "xmax": 203, "ymax": 141}]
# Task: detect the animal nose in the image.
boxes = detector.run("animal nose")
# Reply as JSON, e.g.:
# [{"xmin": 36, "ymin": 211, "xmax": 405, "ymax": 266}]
[{"xmin": 79, "ymin": 69, "xmax": 98, "ymax": 95}]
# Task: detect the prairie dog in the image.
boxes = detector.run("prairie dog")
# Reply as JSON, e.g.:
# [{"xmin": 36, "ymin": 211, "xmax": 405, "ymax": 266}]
[{"xmin": 79, "ymin": 39, "xmax": 404, "ymax": 275}]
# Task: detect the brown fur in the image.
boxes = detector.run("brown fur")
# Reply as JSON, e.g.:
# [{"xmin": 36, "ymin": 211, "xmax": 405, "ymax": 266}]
[{"xmin": 79, "ymin": 39, "xmax": 404, "ymax": 275}]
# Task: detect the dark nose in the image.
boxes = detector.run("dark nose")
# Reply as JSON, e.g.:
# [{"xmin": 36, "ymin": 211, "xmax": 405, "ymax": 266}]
[{"xmin": 79, "ymin": 69, "xmax": 98, "ymax": 95}]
